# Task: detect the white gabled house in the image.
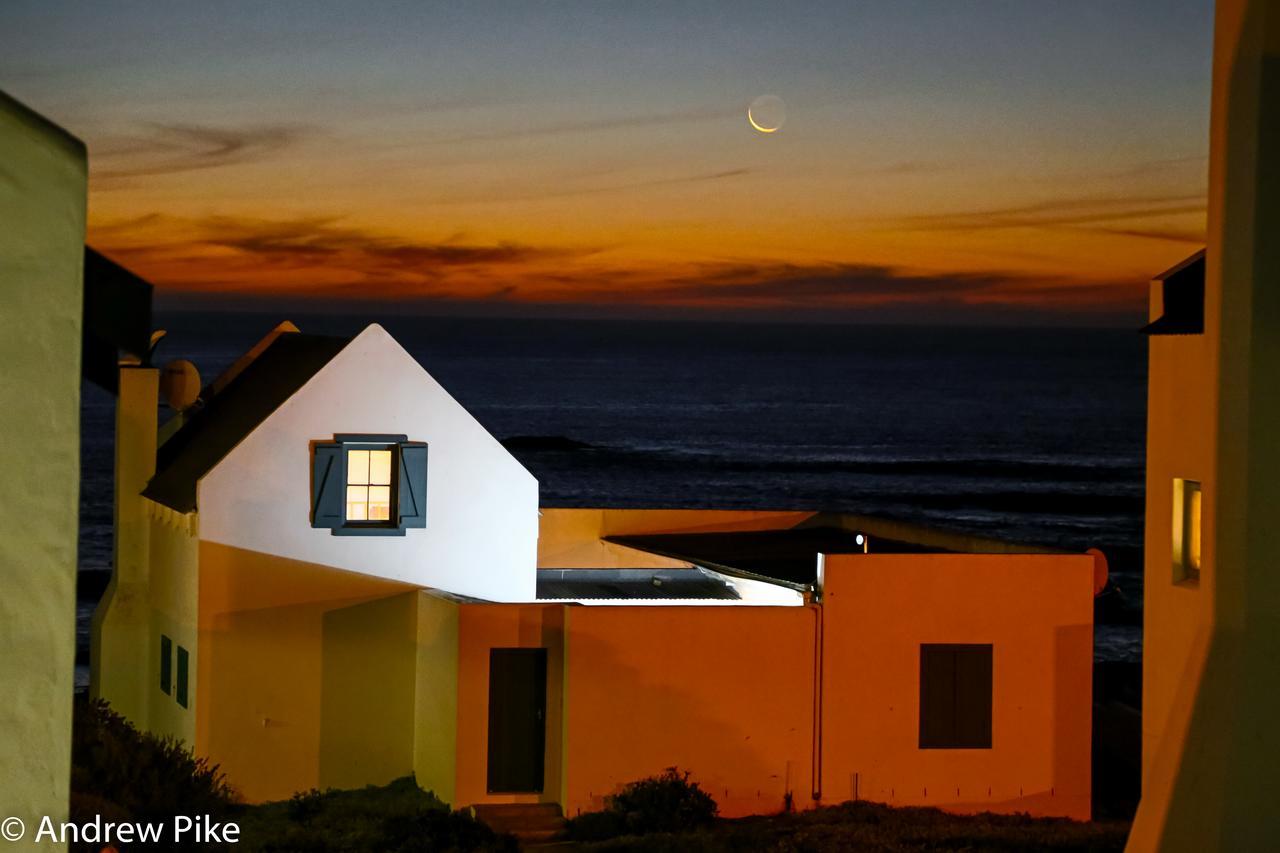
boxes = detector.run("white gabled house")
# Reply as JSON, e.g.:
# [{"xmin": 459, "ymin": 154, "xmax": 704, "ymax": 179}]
[{"xmin": 150, "ymin": 323, "xmax": 539, "ymax": 602}]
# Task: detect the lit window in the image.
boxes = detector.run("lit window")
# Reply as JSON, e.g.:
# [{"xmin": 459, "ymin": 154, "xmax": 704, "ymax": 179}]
[
  {"xmin": 312, "ymin": 435, "xmax": 427, "ymax": 535},
  {"xmin": 1173, "ymin": 478, "xmax": 1202, "ymax": 584},
  {"xmin": 346, "ymin": 448, "xmax": 393, "ymax": 521}
]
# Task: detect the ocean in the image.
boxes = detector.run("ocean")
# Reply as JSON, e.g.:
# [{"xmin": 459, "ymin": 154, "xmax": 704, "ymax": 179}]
[{"xmin": 77, "ymin": 313, "xmax": 1146, "ymax": 673}]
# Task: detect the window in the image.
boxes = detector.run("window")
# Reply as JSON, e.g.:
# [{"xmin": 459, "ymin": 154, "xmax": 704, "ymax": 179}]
[
  {"xmin": 176, "ymin": 646, "xmax": 189, "ymax": 709},
  {"xmin": 1173, "ymin": 478, "xmax": 1202, "ymax": 584},
  {"xmin": 160, "ymin": 635, "xmax": 173, "ymax": 695},
  {"xmin": 311, "ymin": 435, "xmax": 428, "ymax": 535},
  {"xmin": 346, "ymin": 447, "xmax": 393, "ymax": 521},
  {"xmin": 919, "ymin": 644, "xmax": 992, "ymax": 749}
]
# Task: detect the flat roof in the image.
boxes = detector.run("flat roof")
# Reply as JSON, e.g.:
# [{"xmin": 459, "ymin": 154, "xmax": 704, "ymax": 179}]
[
  {"xmin": 536, "ymin": 567, "xmax": 740, "ymax": 601},
  {"xmin": 607, "ymin": 525, "xmax": 947, "ymax": 586}
]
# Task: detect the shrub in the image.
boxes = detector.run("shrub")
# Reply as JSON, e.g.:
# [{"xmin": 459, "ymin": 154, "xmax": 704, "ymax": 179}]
[
  {"xmin": 568, "ymin": 767, "xmax": 718, "ymax": 841},
  {"xmin": 234, "ymin": 777, "xmax": 517, "ymax": 853},
  {"xmin": 71, "ymin": 698, "xmax": 235, "ymax": 821}
]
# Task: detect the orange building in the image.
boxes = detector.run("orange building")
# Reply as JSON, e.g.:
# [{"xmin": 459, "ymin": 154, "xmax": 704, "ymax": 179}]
[{"xmin": 92, "ymin": 323, "xmax": 1102, "ymax": 824}]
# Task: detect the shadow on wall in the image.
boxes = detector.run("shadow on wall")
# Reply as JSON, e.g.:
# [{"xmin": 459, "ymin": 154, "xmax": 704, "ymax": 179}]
[
  {"xmin": 198, "ymin": 542, "xmax": 419, "ymax": 802},
  {"xmin": 560, "ymin": 606, "xmax": 818, "ymax": 818}
]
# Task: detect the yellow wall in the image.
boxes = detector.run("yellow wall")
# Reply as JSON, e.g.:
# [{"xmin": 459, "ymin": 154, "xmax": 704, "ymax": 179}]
[
  {"xmin": 90, "ymin": 367, "xmax": 159, "ymax": 726},
  {"xmin": 561, "ymin": 605, "xmax": 817, "ymax": 818},
  {"xmin": 0, "ymin": 90, "xmax": 86, "ymax": 850},
  {"xmin": 821, "ymin": 553, "xmax": 1094, "ymax": 820},
  {"xmin": 197, "ymin": 543, "xmax": 417, "ymax": 802},
  {"xmin": 143, "ymin": 507, "xmax": 200, "ymax": 745},
  {"xmin": 414, "ymin": 592, "xmax": 460, "ymax": 805},
  {"xmin": 538, "ymin": 508, "xmax": 814, "ymax": 568},
  {"xmin": 319, "ymin": 592, "xmax": 419, "ymax": 790}
]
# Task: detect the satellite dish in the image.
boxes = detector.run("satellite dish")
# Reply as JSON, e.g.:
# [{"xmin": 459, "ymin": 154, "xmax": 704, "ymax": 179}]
[{"xmin": 160, "ymin": 359, "xmax": 201, "ymax": 411}]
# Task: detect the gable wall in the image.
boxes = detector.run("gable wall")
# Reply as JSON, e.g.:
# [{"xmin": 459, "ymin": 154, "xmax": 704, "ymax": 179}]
[{"xmin": 198, "ymin": 324, "xmax": 539, "ymax": 602}]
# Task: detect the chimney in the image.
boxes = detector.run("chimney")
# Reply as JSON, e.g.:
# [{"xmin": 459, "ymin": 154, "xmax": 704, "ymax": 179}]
[{"xmin": 89, "ymin": 361, "xmax": 158, "ymax": 717}]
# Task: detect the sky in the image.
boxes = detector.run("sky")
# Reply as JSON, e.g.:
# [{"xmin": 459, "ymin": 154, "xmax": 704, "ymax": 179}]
[{"xmin": 2, "ymin": 0, "xmax": 1214, "ymax": 324}]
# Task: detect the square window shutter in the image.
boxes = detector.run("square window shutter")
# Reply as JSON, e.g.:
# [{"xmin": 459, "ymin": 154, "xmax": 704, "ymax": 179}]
[
  {"xmin": 954, "ymin": 645, "xmax": 993, "ymax": 748},
  {"xmin": 919, "ymin": 645, "xmax": 957, "ymax": 748},
  {"xmin": 398, "ymin": 442, "xmax": 428, "ymax": 528},
  {"xmin": 311, "ymin": 443, "xmax": 344, "ymax": 528}
]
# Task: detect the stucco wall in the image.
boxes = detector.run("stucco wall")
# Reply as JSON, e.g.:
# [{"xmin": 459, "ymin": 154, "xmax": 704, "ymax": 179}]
[
  {"xmin": 821, "ymin": 553, "xmax": 1094, "ymax": 820},
  {"xmin": 414, "ymin": 592, "xmax": 460, "ymax": 805},
  {"xmin": 199, "ymin": 324, "xmax": 539, "ymax": 602},
  {"xmin": 455, "ymin": 604, "xmax": 567, "ymax": 808},
  {"xmin": 1141, "ymin": 310, "xmax": 1215, "ymax": 785},
  {"xmin": 562, "ymin": 606, "xmax": 817, "ymax": 818},
  {"xmin": 197, "ymin": 543, "xmax": 417, "ymax": 801},
  {"xmin": 0, "ymin": 91, "xmax": 85, "ymax": 849}
]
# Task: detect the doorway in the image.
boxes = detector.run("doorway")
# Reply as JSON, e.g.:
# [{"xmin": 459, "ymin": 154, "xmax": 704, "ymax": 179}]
[{"xmin": 486, "ymin": 648, "xmax": 547, "ymax": 793}]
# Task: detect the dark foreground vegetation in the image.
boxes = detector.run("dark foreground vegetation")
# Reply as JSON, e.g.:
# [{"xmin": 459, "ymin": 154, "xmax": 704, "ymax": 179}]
[
  {"xmin": 71, "ymin": 699, "xmax": 1129, "ymax": 852},
  {"xmin": 571, "ymin": 800, "xmax": 1130, "ymax": 852},
  {"xmin": 70, "ymin": 699, "xmax": 513, "ymax": 852},
  {"xmin": 565, "ymin": 766, "xmax": 1129, "ymax": 852}
]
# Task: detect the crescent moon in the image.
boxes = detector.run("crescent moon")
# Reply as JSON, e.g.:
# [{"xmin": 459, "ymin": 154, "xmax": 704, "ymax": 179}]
[{"xmin": 747, "ymin": 107, "xmax": 778, "ymax": 133}]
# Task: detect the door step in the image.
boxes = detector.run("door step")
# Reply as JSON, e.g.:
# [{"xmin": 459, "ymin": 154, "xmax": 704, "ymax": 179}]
[{"xmin": 469, "ymin": 803, "xmax": 568, "ymax": 847}]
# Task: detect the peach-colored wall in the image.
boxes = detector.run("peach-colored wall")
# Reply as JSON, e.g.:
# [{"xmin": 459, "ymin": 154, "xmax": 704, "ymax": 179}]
[
  {"xmin": 821, "ymin": 553, "xmax": 1094, "ymax": 820},
  {"xmin": 1141, "ymin": 306, "xmax": 1214, "ymax": 784},
  {"xmin": 561, "ymin": 606, "xmax": 817, "ymax": 818},
  {"xmin": 455, "ymin": 604, "xmax": 567, "ymax": 808}
]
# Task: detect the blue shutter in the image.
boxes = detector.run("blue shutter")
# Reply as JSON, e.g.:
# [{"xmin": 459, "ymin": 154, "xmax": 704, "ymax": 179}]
[
  {"xmin": 312, "ymin": 443, "xmax": 344, "ymax": 528},
  {"xmin": 160, "ymin": 635, "xmax": 172, "ymax": 695},
  {"xmin": 398, "ymin": 442, "xmax": 428, "ymax": 528},
  {"xmin": 176, "ymin": 646, "xmax": 189, "ymax": 709}
]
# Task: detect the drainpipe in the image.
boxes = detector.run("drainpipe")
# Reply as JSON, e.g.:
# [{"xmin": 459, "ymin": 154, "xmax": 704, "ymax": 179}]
[{"xmin": 811, "ymin": 553, "xmax": 825, "ymax": 803}]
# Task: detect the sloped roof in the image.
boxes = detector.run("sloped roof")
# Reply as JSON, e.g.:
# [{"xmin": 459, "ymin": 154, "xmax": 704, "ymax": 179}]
[{"xmin": 144, "ymin": 332, "xmax": 350, "ymax": 512}]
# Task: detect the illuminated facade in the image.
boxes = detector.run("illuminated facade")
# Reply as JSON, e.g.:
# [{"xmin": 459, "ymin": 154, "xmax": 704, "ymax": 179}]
[{"xmin": 93, "ymin": 322, "xmax": 1102, "ymax": 820}]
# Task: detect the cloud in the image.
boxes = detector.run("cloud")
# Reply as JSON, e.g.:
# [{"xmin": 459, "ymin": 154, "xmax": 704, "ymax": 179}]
[
  {"xmin": 91, "ymin": 214, "xmax": 596, "ymax": 300},
  {"xmin": 887, "ymin": 193, "xmax": 1206, "ymax": 233},
  {"xmin": 445, "ymin": 167, "xmax": 752, "ymax": 205},
  {"xmin": 92, "ymin": 214, "xmax": 1145, "ymax": 324},
  {"xmin": 92, "ymin": 122, "xmax": 312, "ymax": 180},
  {"xmin": 543, "ymin": 260, "xmax": 1143, "ymax": 316},
  {"xmin": 426, "ymin": 105, "xmax": 737, "ymax": 145}
]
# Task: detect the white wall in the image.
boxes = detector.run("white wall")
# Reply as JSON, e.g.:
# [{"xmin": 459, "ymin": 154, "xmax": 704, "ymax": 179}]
[{"xmin": 199, "ymin": 324, "xmax": 539, "ymax": 602}]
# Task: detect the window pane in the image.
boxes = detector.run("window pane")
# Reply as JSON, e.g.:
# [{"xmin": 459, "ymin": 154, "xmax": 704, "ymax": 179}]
[
  {"xmin": 347, "ymin": 449, "xmax": 370, "ymax": 485},
  {"xmin": 346, "ymin": 485, "xmax": 369, "ymax": 520},
  {"xmin": 1188, "ymin": 485, "xmax": 1202, "ymax": 571},
  {"xmin": 368, "ymin": 486, "xmax": 391, "ymax": 520},
  {"xmin": 369, "ymin": 449, "xmax": 393, "ymax": 486}
]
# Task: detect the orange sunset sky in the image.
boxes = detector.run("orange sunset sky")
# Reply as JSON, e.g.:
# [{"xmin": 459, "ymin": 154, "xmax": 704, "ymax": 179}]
[{"xmin": 3, "ymin": 1, "xmax": 1213, "ymax": 323}]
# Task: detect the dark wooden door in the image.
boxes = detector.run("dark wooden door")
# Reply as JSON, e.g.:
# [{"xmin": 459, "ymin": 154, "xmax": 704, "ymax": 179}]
[{"xmin": 487, "ymin": 648, "xmax": 547, "ymax": 793}]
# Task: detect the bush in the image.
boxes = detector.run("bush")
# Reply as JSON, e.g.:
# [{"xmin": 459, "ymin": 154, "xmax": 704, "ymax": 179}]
[
  {"xmin": 234, "ymin": 778, "xmax": 517, "ymax": 853},
  {"xmin": 71, "ymin": 699, "xmax": 512, "ymax": 852},
  {"xmin": 568, "ymin": 767, "xmax": 718, "ymax": 841},
  {"xmin": 71, "ymin": 698, "xmax": 235, "ymax": 820}
]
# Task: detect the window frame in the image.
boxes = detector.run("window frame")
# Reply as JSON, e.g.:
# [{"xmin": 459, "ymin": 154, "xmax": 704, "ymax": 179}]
[
  {"xmin": 319, "ymin": 433, "xmax": 412, "ymax": 537},
  {"xmin": 1172, "ymin": 478, "xmax": 1203, "ymax": 585},
  {"xmin": 341, "ymin": 442, "xmax": 400, "ymax": 531}
]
